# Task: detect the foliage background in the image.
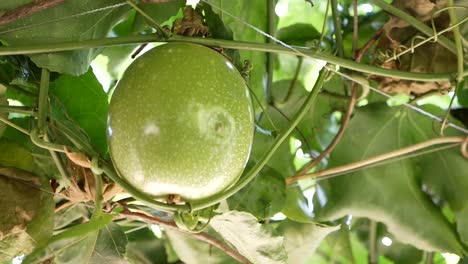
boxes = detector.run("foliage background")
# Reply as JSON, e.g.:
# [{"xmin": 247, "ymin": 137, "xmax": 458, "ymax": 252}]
[{"xmin": 0, "ymin": 0, "xmax": 467, "ymax": 263}]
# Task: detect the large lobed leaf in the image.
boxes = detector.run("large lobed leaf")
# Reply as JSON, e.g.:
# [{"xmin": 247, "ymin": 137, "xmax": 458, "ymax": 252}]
[
  {"xmin": 0, "ymin": 0, "xmax": 129, "ymax": 75},
  {"xmin": 228, "ymin": 164, "xmax": 286, "ymax": 220},
  {"xmin": 279, "ymin": 220, "xmax": 339, "ymax": 264},
  {"xmin": 210, "ymin": 211, "xmax": 288, "ymax": 264},
  {"xmin": 165, "ymin": 229, "xmax": 238, "ymax": 264},
  {"xmin": 34, "ymin": 223, "xmax": 128, "ymax": 264},
  {"xmin": 49, "ymin": 69, "xmax": 109, "ymax": 154},
  {"xmin": 312, "ymin": 103, "xmax": 467, "ymax": 254}
]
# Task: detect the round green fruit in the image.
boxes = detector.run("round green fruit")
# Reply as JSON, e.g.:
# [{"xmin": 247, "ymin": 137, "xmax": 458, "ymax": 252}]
[{"xmin": 108, "ymin": 43, "xmax": 254, "ymax": 202}]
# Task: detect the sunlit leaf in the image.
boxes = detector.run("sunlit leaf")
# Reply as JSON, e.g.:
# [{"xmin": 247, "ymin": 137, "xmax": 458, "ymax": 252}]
[
  {"xmin": 49, "ymin": 69, "xmax": 108, "ymax": 154},
  {"xmin": 165, "ymin": 228, "xmax": 237, "ymax": 264},
  {"xmin": 228, "ymin": 164, "xmax": 286, "ymax": 220},
  {"xmin": 48, "ymin": 223, "xmax": 128, "ymax": 264},
  {"xmin": 124, "ymin": 226, "xmax": 168, "ymax": 264},
  {"xmin": 282, "ymin": 186, "xmax": 314, "ymax": 223},
  {"xmin": 277, "ymin": 23, "xmax": 320, "ymax": 46},
  {"xmin": 313, "ymin": 103, "xmax": 465, "ymax": 254},
  {"xmin": 0, "ymin": 139, "xmax": 34, "ymax": 171},
  {"xmin": 279, "ymin": 220, "xmax": 339, "ymax": 264},
  {"xmin": 0, "ymin": 0, "xmax": 129, "ymax": 75},
  {"xmin": 210, "ymin": 211, "xmax": 288, "ymax": 264}
]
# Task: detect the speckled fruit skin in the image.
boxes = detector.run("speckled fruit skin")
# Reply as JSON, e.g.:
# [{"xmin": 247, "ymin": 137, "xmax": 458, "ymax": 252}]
[{"xmin": 108, "ymin": 43, "xmax": 254, "ymax": 202}]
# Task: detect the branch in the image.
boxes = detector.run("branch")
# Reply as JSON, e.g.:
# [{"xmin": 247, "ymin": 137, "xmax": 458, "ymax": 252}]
[
  {"xmin": 119, "ymin": 210, "xmax": 251, "ymax": 264},
  {"xmin": 294, "ymin": 82, "xmax": 358, "ymax": 176},
  {"xmin": 0, "ymin": 34, "xmax": 462, "ymax": 82},
  {"xmin": 294, "ymin": 15, "xmax": 367, "ymax": 177},
  {"xmin": 287, "ymin": 137, "xmax": 466, "ymax": 184},
  {"xmin": 0, "ymin": 0, "xmax": 65, "ymax": 26}
]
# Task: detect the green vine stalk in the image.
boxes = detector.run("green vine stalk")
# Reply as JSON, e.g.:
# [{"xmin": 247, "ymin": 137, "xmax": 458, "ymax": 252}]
[{"xmin": 0, "ymin": 34, "xmax": 463, "ymax": 82}]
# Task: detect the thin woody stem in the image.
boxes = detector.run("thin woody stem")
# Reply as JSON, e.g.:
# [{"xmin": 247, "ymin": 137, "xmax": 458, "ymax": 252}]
[
  {"xmin": 120, "ymin": 210, "xmax": 251, "ymax": 264},
  {"xmin": 287, "ymin": 137, "xmax": 466, "ymax": 184}
]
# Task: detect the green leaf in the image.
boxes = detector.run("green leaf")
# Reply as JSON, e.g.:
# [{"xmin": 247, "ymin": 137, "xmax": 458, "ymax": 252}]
[
  {"xmin": 124, "ymin": 226, "xmax": 168, "ymax": 264},
  {"xmin": 277, "ymin": 23, "xmax": 321, "ymax": 46},
  {"xmin": 377, "ymin": 233, "xmax": 423, "ymax": 264},
  {"xmin": 54, "ymin": 204, "xmax": 89, "ymax": 230},
  {"xmin": 0, "ymin": 138, "xmax": 34, "ymax": 171},
  {"xmin": 126, "ymin": 239, "xmax": 167, "ymax": 264},
  {"xmin": 408, "ymin": 105, "xmax": 468, "ymax": 212},
  {"xmin": 133, "ymin": 0, "xmax": 185, "ymax": 31},
  {"xmin": 282, "ymin": 186, "xmax": 314, "ymax": 223},
  {"xmin": 308, "ymin": 225, "xmax": 358, "ymax": 264},
  {"xmin": 228, "ymin": 164, "xmax": 286, "ymax": 220},
  {"xmin": 0, "ymin": 167, "xmax": 54, "ymax": 262},
  {"xmin": 205, "ymin": 0, "xmax": 267, "ymax": 105},
  {"xmin": 46, "ymin": 223, "xmax": 128, "ymax": 264},
  {"xmin": 0, "ymin": 1, "xmax": 31, "ymax": 10},
  {"xmin": 50, "ymin": 69, "xmax": 109, "ymax": 154},
  {"xmin": 201, "ymin": 3, "xmax": 234, "ymax": 41},
  {"xmin": 0, "ymin": 0, "xmax": 129, "ymax": 75},
  {"xmin": 456, "ymin": 207, "xmax": 468, "ymax": 247},
  {"xmin": 165, "ymin": 229, "xmax": 237, "ymax": 264},
  {"xmin": 312, "ymin": 103, "xmax": 465, "ymax": 254},
  {"xmin": 210, "ymin": 211, "xmax": 288, "ymax": 264},
  {"xmin": 278, "ymin": 220, "xmax": 339, "ymax": 264}
]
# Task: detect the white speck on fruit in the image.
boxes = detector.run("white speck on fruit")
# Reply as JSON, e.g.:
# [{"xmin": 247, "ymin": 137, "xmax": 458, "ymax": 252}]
[
  {"xmin": 225, "ymin": 61, "xmax": 234, "ymax": 70},
  {"xmin": 107, "ymin": 124, "xmax": 113, "ymax": 137},
  {"xmin": 143, "ymin": 122, "xmax": 160, "ymax": 136},
  {"xmin": 134, "ymin": 170, "xmax": 145, "ymax": 183}
]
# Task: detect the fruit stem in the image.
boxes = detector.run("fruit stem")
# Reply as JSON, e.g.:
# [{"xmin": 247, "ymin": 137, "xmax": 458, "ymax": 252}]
[
  {"xmin": 190, "ymin": 68, "xmax": 328, "ymax": 211},
  {"xmin": 92, "ymin": 172, "xmax": 104, "ymax": 218},
  {"xmin": 100, "ymin": 162, "xmax": 190, "ymax": 212}
]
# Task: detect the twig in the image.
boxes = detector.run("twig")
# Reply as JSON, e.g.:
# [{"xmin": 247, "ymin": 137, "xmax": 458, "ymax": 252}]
[
  {"xmin": 265, "ymin": 0, "xmax": 276, "ymax": 104},
  {"xmin": 440, "ymin": 1, "xmax": 465, "ymax": 135},
  {"xmin": 287, "ymin": 137, "xmax": 466, "ymax": 184},
  {"xmin": 352, "ymin": 0, "xmax": 359, "ymax": 58},
  {"xmin": 294, "ymin": 13, "xmax": 364, "ymax": 177},
  {"xmin": 355, "ymin": 28, "xmax": 383, "ymax": 63},
  {"xmin": 330, "ymin": 0, "xmax": 344, "ymax": 58},
  {"xmin": 319, "ymin": 89, "xmax": 350, "ymax": 100},
  {"xmin": 368, "ymin": 220, "xmax": 378, "ymax": 264},
  {"xmin": 277, "ymin": 57, "xmax": 303, "ymax": 105},
  {"xmin": 0, "ymin": 0, "xmax": 65, "ymax": 26},
  {"xmin": 120, "ymin": 210, "xmax": 251, "ymax": 264},
  {"xmin": 0, "ymin": 116, "xmax": 30, "ymax": 135},
  {"xmin": 425, "ymin": 252, "xmax": 434, "ymax": 264},
  {"xmin": 319, "ymin": 0, "xmax": 330, "ymax": 45},
  {"xmin": 0, "ymin": 105, "xmax": 37, "ymax": 116},
  {"xmin": 270, "ymin": 104, "xmax": 315, "ymax": 158},
  {"xmin": 294, "ymin": 82, "xmax": 358, "ymax": 176}
]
